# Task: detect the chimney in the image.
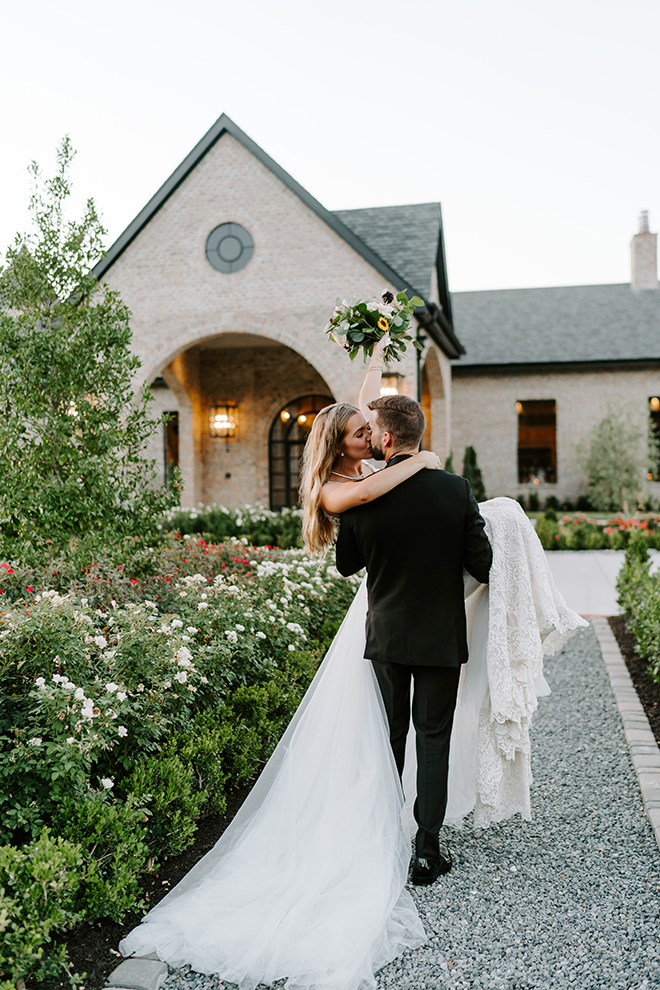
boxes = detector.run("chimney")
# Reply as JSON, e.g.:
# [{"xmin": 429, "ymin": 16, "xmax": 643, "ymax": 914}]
[{"xmin": 630, "ymin": 210, "xmax": 658, "ymax": 289}]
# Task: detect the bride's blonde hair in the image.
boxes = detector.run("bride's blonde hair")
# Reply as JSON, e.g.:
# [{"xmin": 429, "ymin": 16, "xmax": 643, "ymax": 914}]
[{"xmin": 300, "ymin": 402, "xmax": 360, "ymax": 555}]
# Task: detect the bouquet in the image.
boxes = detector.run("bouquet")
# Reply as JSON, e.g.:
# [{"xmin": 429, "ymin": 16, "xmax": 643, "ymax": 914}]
[{"xmin": 324, "ymin": 291, "xmax": 425, "ymax": 363}]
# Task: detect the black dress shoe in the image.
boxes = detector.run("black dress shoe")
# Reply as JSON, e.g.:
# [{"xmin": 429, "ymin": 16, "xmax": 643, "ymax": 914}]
[{"xmin": 411, "ymin": 851, "xmax": 452, "ymax": 886}]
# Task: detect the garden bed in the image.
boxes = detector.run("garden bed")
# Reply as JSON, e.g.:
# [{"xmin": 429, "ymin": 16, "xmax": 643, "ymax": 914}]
[
  {"xmin": 609, "ymin": 615, "xmax": 660, "ymax": 748},
  {"xmin": 0, "ymin": 530, "xmax": 360, "ymax": 988},
  {"xmin": 39, "ymin": 783, "xmax": 252, "ymax": 990}
]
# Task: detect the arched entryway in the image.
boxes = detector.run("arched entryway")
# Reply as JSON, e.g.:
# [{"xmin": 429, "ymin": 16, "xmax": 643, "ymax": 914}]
[{"xmin": 269, "ymin": 395, "xmax": 334, "ymax": 508}]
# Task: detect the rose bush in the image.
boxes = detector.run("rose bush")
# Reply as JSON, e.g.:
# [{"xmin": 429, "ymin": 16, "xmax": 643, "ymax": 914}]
[
  {"xmin": 535, "ymin": 512, "xmax": 660, "ymax": 551},
  {"xmin": 0, "ymin": 538, "xmax": 360, "ymax": 985}
]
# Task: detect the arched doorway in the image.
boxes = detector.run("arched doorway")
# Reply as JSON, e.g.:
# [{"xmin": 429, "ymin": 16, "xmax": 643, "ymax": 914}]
[{"xmin": 269, "ymin": 394, "xmax": 334, "ymax": 508}]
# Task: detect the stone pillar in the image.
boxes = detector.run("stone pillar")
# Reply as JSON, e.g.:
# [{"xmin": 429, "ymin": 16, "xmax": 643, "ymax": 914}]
[{"xmin": 631, "ymin": 211, "xmax": 658, "ymax": 289}]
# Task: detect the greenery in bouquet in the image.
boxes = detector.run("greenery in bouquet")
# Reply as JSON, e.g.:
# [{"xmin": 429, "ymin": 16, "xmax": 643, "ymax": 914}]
[{"xmin": 325, "ymin": 290, "xmax": 425, "ymax": 363}]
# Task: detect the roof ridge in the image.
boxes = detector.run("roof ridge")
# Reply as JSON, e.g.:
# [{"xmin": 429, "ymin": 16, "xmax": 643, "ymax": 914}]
[{"xmin": 93, "ymin": 114, "xmax": 424, "ymax": 298}]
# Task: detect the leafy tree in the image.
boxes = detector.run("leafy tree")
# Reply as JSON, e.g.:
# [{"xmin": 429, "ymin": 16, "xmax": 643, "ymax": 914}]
[
  {"xmin": 0, "ymin": 138, "xmax": 180, "ymax": 551},
  {"xmin": 584, "ymin": 410, "xmax": 653, "ymax": 512},
  {"xmin": 462, "ymin": 445, "xmax": 486, "ymax": 501}
]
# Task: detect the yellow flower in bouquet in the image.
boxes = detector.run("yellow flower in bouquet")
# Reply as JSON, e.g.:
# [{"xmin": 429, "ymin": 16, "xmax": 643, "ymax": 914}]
[{"xmin": 325, "ymin": 290, "xmax": 425, "ymax": 364}]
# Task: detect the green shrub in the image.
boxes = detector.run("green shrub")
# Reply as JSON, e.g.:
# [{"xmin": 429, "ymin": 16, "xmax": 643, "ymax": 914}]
[
  {"xmin": 125, "ymin": 752, "xmax": 206, "ymax": 858},
  {"xmin": 54, "ymin": 793, "xmax": 150, "ymax": 922},
  {"xmin": 0, "ymin": 831, "xmax": 83, "ymax": 986},
  {"xmin": 616, "ymin": 536, "xmax": 660, "ymax": 684},
  {"xmin": 535, "ymin": 516, "xmax": 559, "ymax": 550},
  {"xmin": 462, "ymin": 446, "xmax": 486, "ymax": 502}
]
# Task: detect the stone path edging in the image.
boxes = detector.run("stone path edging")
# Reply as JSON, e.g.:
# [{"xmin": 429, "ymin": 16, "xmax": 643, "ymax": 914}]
[{"xmin": 590, "ymin": 615, "xmax": 660, "ymax": 852}]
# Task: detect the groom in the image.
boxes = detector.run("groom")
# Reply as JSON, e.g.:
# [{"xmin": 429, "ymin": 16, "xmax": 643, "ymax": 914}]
[{"xmin": 336, "ymin": 394, "xmax": 492, "ymax": 885}]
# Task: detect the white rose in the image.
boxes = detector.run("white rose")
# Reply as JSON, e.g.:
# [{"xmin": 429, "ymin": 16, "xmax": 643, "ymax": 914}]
[
  {"xmin": 225, "ymin": 630, "xmax": 238, "ymax": 644},
  {"xmin": 171, "ymin": 619, "xmax": 183, "ymax": 628},
  {"xmin": 288, "ymin": 644, "xmax": 296, "ymax": 652},
  {"xmin": 235, "ymin": 624, "xmax": 245, "ymax": 632},
  {"xmin": 117, "ymin": 725, "xmax": 128, "ymax": 738},
  {"xmin": 35, "ymin": 677, "xmax": 46, "ymax": 689},
  {"xmin": 174, "ymin": 670, "xmax": 188, "ymax": 684},
  {"xmin": 116, "ymin": 691, "xmax": 127, "ymax": 702},
  {"xmin": 198, "ymin": 602, "xmax": 209, "ymax": 611},
  {"xmin": 28, "ymin": 736, "xmax": 42, "ymax": 746},
  {"xmin": 94, "ymin": 636, "xmax": 107, "ymax": 649},
  {"xmin": 186, "ymin": 627, "xmax": 198, "ymax": 634},
  {"xmin": 105, "ymin": 682, "xmax": 118, "ymax": 693},
  {"xmin": 100, "ymin": 778, "xmax": 114, "ymax": 789},
  {"xmin": 256, "ymin": 631, "xmax": 267, "ymax": 640},
  {"xmin": 66, "ymin": 737, "xmax": 76, "ymax": 745},
  {"xmin": 74, "ymin": 687, "xmax": 86, "ymax": 701}
]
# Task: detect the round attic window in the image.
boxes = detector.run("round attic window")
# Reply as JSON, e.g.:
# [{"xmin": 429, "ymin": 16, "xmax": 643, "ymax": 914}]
[{"xmin": 205, "ymin": 223, "xmax": 253, "ymax": 273}]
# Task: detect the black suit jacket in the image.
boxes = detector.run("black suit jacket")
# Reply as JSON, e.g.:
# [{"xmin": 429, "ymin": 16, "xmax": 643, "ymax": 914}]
[{"xmin": 335, "ymin": 457, "xmax": 492, "ymax": 667}]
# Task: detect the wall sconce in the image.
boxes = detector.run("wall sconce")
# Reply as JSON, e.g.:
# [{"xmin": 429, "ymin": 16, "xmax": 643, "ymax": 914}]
[
  {"xmin": 650, "ymin": 397, "xmax": 660, "ymax": 412},
  {"xmin": 380, "ymin": 373, "xmax": 404, "ymax": 396},
  {"xmin": 280, "ymin": 409, "xmax": 291, "ymax": 422},
  {"xmin": 209, "ymin": 404, "xmax": 238, "ymax": 438}
]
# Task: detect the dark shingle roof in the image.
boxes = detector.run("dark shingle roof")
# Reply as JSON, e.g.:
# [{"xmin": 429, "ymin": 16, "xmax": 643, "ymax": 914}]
[
  {"xmin": 333, "ymin": 203, "xmax": 441, "ymax": 300},
  {"xmin": 451, "ymin": 283, "xmax": 660, "ymax": 366}
]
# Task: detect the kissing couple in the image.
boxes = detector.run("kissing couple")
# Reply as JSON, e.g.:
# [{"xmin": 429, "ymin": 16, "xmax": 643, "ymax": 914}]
[{"xmin": 120, "ymin": 341, "xmax": 586, "ymax": 989}]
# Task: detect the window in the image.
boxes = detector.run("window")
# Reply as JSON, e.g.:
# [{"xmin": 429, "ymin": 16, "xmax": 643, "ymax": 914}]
[
  {"xmin": 164, "ymin": 412, "xmax": 179, "ymax": 486},
  {"xmin": 269, "ymin": 395, "xmax": 334, "ymax": 509},
  {"xmin": 517, "ymin": 400, "xmax": 556, "ymax": 484}
]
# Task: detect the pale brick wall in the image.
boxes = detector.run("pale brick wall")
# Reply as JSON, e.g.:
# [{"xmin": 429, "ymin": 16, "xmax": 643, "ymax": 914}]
[
  {"xmin": 452, "ymin": 365, "xmax": 660, "ymax": 504},
  {"xmin": 103, "ymin": 133, "xmax": 419, "ymax": 406}
]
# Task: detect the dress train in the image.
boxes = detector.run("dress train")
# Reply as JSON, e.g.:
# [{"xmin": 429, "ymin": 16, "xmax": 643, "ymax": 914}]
[{"xmin": 120, "ymin": 497, "xmax": 587, "ymax": 988}]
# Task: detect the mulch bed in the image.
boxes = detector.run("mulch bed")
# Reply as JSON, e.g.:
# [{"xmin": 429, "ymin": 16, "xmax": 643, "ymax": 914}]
[
  {"xmin": 40, "ymin": 783, "xmax": 253, "ymax": 990},
  {"xmin": 608, "ymin": 615, "xmax": 660, "ymax": 747}
]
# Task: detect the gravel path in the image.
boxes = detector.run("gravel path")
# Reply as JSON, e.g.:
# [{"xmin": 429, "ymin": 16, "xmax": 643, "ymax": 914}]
[{"xmin": 162, "ymin": 622, "xmax": 660, "ymax": 990}]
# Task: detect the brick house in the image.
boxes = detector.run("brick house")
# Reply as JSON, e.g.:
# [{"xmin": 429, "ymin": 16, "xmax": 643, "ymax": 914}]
[
  {"xmin": 94, "ymin": 115, "xmax": 463, "ymax": 508},
  {"xmin": 451, "ymin": 213, "xmax": 660, "ymax": 506}
]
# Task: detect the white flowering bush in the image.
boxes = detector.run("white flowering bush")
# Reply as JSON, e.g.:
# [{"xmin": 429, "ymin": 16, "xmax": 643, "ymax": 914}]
[
  {"xmin": 0, "ymin": 541, "xmax": 360, "ymax": 981},
  {"xmin": 160, "ymin": 502, "xmax": 303, "ymax": 549}
]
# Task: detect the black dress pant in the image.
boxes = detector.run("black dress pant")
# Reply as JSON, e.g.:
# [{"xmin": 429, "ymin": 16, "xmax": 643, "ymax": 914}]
[{"xmin": 371, "ymin": 661, "xmax": 461, "ymax": 860}]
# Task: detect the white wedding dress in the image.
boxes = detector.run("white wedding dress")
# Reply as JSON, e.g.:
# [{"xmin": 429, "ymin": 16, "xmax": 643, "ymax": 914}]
[{"xmin": 120, "ymin": 498, "xmax": 587, "ymax": 988}]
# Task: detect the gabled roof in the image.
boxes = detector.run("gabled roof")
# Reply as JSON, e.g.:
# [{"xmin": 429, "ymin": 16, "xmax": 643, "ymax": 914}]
[
  {"xmin": 92, "ymin": 114, "xmax": 463, "ymax": 358},
  {"xmin": 452, "ymin": 283, "xmax": 660, "ymax": 368},
  {"xmin": 333, "ymin": 203, "xmax": 454, "ymax": 322}
]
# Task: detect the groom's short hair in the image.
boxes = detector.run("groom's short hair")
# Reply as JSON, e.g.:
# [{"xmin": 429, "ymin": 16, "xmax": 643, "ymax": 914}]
[{"xmin": 367, "ymin": 395, "xmax": 425, "ymax": 449}]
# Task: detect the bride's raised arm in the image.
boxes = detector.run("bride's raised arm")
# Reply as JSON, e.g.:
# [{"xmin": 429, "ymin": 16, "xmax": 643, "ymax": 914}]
[
  {"xmin": 320, "ymin": 450, "xmax": 440, "ymax": 515},
  {"xmin": 358, "ymin": 338, "xmax": 387, "ymax": 420}
]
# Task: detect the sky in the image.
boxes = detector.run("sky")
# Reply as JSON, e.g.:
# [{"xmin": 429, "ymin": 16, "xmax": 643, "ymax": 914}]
[{"xmin": 2, "ymin": 0, "xmax": 660, "ymax": 293}]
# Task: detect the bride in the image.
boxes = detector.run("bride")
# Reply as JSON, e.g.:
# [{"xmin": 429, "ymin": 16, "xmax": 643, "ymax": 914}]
[{"xmin": 119, "ymin": 342, "xmax": 587, "ymax": 989}]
